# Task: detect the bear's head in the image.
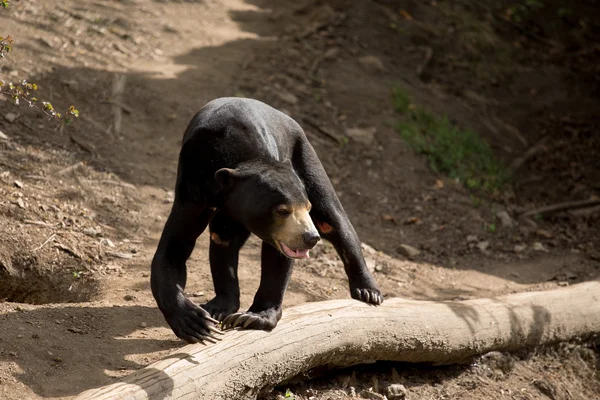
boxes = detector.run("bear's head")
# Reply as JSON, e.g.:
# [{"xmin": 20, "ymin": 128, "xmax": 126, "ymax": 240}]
[{"xmin": 215, "ymin": 159, "xmax": 320, "ymax": 259}]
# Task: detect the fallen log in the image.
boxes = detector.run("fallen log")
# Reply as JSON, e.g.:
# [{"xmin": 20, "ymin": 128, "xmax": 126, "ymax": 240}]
[{"xmin": 75, "ymin": 281, "xmax": 600, "ymax": 400}]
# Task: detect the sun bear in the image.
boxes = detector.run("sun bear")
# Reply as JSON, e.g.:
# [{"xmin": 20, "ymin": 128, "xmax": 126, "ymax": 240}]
[{"xmin": 151, "ymin": 97, "xmax": 382, "ymax": 343}]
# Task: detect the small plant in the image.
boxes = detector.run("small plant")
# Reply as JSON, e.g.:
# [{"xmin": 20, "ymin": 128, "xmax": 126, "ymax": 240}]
[
  {"xmin": 392, "ymin": 86, "xmax": 412, "ymax": 114},
  {"xmin": 0, "ymin": 2, "xmax": 79, "ymax": 126},
  {"xmin": 484, "ymin": 222, "xmax": 497, "ymax": 233},
  {"xmin": 284, "ymin": 389, "xmax": 296, "ymax": 399},
  {"xmin": 557, "ymin": 7, "xmax": 573, "ymax": 18},
  {"xmin": 506, "ymin": 0, "xmax": 545, "ymax": 23},
  {"xmin": 393, "ymin": 87, "xmax": 505, "ymax": 193},
  {"xmin": 0, "ymin": 34, "xmax": 12, "ymax": 57},
  {"xmin": 0, "ymin": 79, "xmax": 80, "ymax": 124}
]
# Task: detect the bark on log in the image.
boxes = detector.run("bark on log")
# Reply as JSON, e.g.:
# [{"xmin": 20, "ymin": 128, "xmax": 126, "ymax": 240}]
[{"xmin": 75, "ymin": 281, "xmax": 600, "ymax": 400}]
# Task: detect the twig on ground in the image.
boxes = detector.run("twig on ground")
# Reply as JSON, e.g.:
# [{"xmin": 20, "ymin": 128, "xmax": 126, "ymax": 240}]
[
  {"xmin": 70, "ymin": 134, "xmax": 95, "ymax": 153},
  {"xmin": 56, "ymin": 162, "xmax": 84, "ymax": 176},
  {"xmin": 24, "ymin": 219, "xmax": 57, "ymax": 228},
  {"xmin": 303, "ymin": 117, "xmax": 343, "ymax": 144},
  {"xmin": 508, "ymin": 136, "xmax": 548, "ymax": 173},
  {"xmin": 102, "ymin": 99, "xmax": 133, "ymax": 114},
  {"xmin": 416, "ymin": 46, "xmax": 433, "ymax": 77},
  {"xmin": 111, "ymin": 74, "xmax": 127, "ymax": 135},
  {"xmin": 24, "ymin": 175, "xmax": 50, "ymax": 180},
  {"xmin": 500, "ymin": 18, "xmax": 560, "ymax": 48},
  {"xmin": 55, "ymin": 242, "xmax": 84, "ymax": 259},
  {"xmin": 0, "ymin": 159, "xmax": 22, "ymax": 170},
  {"xmin": 309, "ymin": 53, "xmax": 326, "ymax": 77},
  {"xmin": 241, "ymin": 54, "xmax": 255, "ymax": 70},
  {"xmin": 491, "ymin": 116, "xmax": 528, "ymax": 146},
  {"xmin": 82, "ymin": 115, "xmax": 110, "ymax": 134},
  {"xmin": 32, "ymin": 233, "xmax": 56, "ymax": 251},
  {"xmin": 105, "ymin": 251, "xmax": 133, "ymax": 259},
  {"xmin": 568, "ymin": 205, "xmax": 600, "ymax": 218},
  {"xmin": 520, "ymin": 199, "xmax": 600, "ymax": 218},
  {"xmin": 100, "ymin": 179, "xmax": 137, "ymax": 190}
]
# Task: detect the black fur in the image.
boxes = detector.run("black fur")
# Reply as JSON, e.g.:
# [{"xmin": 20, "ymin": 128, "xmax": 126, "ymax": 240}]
[{"xmin": 151, "ymin": 98, "xmax": 382, "ymax": 343}]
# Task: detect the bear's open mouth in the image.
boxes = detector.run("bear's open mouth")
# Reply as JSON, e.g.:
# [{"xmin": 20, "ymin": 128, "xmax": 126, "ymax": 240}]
[{"xmin": 279, "ymin": 241, "xmax": 310, "ymax": 259}]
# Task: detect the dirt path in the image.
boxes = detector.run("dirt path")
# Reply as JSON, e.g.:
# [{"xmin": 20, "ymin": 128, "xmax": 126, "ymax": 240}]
[{"xmin": 0, "ymin": 0, "xmax": 598, "ymax": 399}]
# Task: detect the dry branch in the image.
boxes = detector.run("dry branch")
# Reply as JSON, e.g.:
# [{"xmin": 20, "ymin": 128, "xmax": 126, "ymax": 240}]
[
  {"xmin": 56, "ymin": 162, "xmax": 84, "ymax": 176},
  {"xmin": 508, "ymin": 136, "xmax": 548, "ymax": 173},
  {"xmin": 111, "ymin": 74, "xmax": 127, "ymax": 135},
  {"xmin": 416, "ymin": 46, "xmax": 433, "ymax": 77},
  {"xmin": 520, "ymin": 199, "xmax": 600, "ymax": 218},
  {"xmin": 75, "ymin": 281, "xmax": 600, "ymax": 400}
]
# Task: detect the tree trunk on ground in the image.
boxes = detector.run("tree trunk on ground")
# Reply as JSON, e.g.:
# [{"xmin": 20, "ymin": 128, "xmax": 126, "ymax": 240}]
[{"xmin": 75, "ymin": 281, "xmax": 600, "ymax": 400}]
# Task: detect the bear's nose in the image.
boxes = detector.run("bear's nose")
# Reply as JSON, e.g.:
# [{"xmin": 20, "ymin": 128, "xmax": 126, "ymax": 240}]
[{"xmin": 303, "ymin": 232, "xmax": 321, "ymax": 248}]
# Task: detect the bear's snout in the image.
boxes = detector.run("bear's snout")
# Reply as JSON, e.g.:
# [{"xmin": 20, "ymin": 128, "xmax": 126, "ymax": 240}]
[{"xmin": 303, "ymin": 231, "xmax": 320, "ymax": 248}]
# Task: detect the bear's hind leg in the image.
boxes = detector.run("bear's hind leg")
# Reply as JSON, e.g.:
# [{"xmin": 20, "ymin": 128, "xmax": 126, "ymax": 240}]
[
  {"xmin": 202, "ymin": 211, "xmax": 250, "ymax": 321},
  {"xmin": 222, "ymin": 241, "xmax": 293, "ymax": 330}
]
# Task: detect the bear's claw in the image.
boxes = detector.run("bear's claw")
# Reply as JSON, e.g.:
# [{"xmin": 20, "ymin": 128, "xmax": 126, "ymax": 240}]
[
  {"xmin": 222, "ymin": 312, "xmax": 260, "ymax": 329},
  {"xmin": 184, "ymin": 328, "xmax": 222, "ymax": 344},
  {"xmin": 354, "ymin": 288, "xmax": 383, "ymax": 305}
]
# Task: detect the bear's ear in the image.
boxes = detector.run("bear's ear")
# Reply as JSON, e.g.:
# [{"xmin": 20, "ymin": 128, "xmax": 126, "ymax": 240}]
[{"xmin": 214, "ymin": 168, "xmax": 237, "ymax": 189}]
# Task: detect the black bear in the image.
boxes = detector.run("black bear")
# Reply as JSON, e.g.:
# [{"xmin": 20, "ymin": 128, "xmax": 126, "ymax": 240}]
[{"xmin": 151, "ymin": 97, "xmax": 383, "ymax": 343}]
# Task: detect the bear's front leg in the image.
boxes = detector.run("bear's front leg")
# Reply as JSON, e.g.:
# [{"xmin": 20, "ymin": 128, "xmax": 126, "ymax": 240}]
[
  {"xmin": 292, "ymin": 141, "xmax": 383, "ymax": 305},
  {"xmin": 222, "ymin": 241, "xmax": 293, "ymax": 330},
  {"xmin": 151, "ymin": 201, "xmax": 224, "ymax": 344},
  {"xmin": 202, "ymin": 211, "xmax": 250, "ymax": 321}
]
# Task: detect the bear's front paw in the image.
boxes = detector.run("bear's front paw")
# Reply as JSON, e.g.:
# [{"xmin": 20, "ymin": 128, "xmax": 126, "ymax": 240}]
[
  {"xmin": 201, "ymin": 296, "xmax": 240, "ymax": 322},
  {"xmin": 164, "ymin": 296, "xmax": 225, "ymax": 344},
  {"xmin": 221, "ymin": 309, "xmax": 280, "ymax": 331},
  {"xmin": 351, "ymin": 287, "xmax": 384, "ymax": 305}
]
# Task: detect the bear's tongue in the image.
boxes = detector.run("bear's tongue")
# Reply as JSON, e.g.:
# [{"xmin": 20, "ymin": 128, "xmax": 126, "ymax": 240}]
[{"xmin": 280, "ymin": 242, "xmax": 309, "ymax": 259}]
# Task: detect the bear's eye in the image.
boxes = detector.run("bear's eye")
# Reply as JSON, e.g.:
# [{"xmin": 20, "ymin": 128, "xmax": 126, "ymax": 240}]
[{"xmin": 276, "ymin": 207, "xmax": 292, "ymax": 218}]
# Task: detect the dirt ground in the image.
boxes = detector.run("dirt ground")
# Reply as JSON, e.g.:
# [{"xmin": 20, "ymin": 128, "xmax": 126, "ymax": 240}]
[{"xmin": 0, "ymin": 0, "xmax": 599, "ymax": 399}]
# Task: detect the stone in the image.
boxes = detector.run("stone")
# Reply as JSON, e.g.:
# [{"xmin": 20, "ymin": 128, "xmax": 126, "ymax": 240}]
[
  {"xmin": 496, "ymin": 210, "xmax": 514, "ymax": 228},
  {"xmin": 324, "ymin": 47, "xmax": 340, "ymax": 60},
  {"xmin": 514, "ymin": 244, "xmax": 527, "ymax": 253},
  {"xmin": 476, "ymin": 241, "xmax": 490, "ymax": 251},
  {"xmin": 358, "ymin": 55, "xmax": 386, "ymax": 73},
  {"xmin": 276, "ymin": 91, "xmax": 298, "ymax": 105},
  {"xmin": 535, "ymin": 229, "xmax": 553, "ymax": 239},
  {"xmin": 83, "ymin": 227, "xmax": 102, "ymax": 237},
  {"xmin": 4, "ymin": 112, "xmax": 18, "ymax": 123},
  {"xmin": 398, "ymin": 244, "xmax": 420, "ymax": 258},
  {"xmin": 533, "ymin": 242, "xmax": 549, "ymax": 252},
  {"xmin": 0, "ymin": 130, "xmax": 8, "ymax": 140},
  {"xmin": 386, "ymin": 383, "xmax": 408, "ymax": 399},
  {"xmin": 346, "ymin": 126, "xmax": 377, "ymax": 145}
]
